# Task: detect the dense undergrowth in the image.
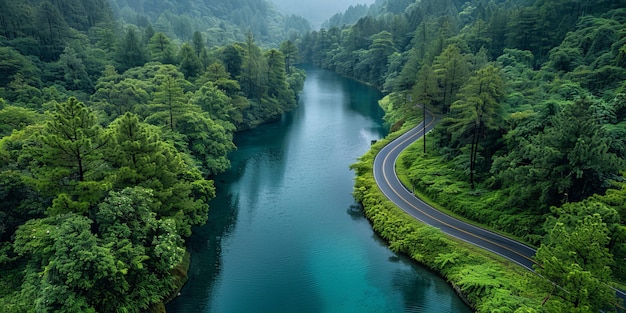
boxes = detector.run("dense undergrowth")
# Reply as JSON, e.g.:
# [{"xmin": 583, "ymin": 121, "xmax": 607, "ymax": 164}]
[{"xmin": 351, "ymin": 124, "xmax": 545, "ymax": 312}]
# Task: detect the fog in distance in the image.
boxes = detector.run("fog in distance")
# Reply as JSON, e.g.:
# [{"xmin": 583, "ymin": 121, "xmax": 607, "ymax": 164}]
[{"xmin": 271, "ymin": 0, "xmax": 377, "ymax": 28}]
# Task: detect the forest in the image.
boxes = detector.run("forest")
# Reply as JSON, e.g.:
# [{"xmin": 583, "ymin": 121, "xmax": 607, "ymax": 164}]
[
  {"xmin": 301, "ymin": 0, "xmax": 626, "ymax": 312},
  {"xmin": 0, "ymin": 0, "xmax": 305, "ymax": 311},
  {"xmin": 2, "ymin": 0, "xmax": 626, "ymax": 312}
]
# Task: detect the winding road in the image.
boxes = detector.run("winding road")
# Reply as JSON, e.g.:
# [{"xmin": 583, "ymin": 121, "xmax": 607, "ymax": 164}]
[
  {"xmin": 373, "ymin": 111, "xmax": 537, "ymax": 271},
  {"xmin": 373, "ymin": 110, "xmax": 626, "ymax": 306}
]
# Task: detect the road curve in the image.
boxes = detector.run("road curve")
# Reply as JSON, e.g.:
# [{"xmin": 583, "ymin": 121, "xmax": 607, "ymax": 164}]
[
  {"xmin": 372, "ymin": 111, "xmax": 537, "ymax": 271},
  {"xmin": 372, "ymin": 111, "xmax": 626, "ymax": 305}
]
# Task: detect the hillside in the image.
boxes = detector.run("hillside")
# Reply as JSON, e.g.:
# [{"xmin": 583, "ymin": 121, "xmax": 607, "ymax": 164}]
[
  {"xmin": 109, "ymin": 0, "xmax": 311, "ymax": 45},
  {"xmin": 302, "ymin": 0, "xmax": 626, "ymax": 311},
  {"xmin": 0, "ymin": 0, "xmax": 306, "ymax": 311}
]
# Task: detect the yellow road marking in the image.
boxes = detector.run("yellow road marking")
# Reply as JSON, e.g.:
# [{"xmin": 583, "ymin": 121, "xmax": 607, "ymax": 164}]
[{"xmin": 377, "ymin": 114, "xmax": 537, "ymax": 267}]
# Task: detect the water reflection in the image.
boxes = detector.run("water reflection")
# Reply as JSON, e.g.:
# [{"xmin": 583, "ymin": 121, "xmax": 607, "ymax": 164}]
[{"xmin": 166, "ymin": 66, "xmax": 471, "ymax": 313}]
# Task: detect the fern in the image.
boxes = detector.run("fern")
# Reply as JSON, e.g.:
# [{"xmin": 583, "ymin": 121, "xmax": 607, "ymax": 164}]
[{"xmin": 434, "ymin": 250, "xmax": 462, "ymax": 269}]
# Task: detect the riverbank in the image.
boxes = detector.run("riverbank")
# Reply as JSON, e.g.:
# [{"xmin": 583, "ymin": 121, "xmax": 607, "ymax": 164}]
[{"xmin": 351, "ymin": 121, "xmax": 545, "ymax": 312}]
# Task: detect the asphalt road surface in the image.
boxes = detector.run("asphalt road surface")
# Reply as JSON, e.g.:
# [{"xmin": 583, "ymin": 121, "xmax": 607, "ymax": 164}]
[
  {"xmin": 372, "ymin": 111, "xmax": 626, "ymax": 308},
  {"xmin": 373, "ymin": 113, "xmax": 537, "ymax": 270}
]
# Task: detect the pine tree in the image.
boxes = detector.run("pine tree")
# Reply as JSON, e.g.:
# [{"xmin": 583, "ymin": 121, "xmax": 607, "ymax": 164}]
[
  {"xmin": 178, "ymin": 43, "xmax": 202, "ymax": 78},
  {"xmin": 34, "ymin": 97, "xmax": 109, "ymax": 209},
  {"xmin": 265, "ymin": 49, "xmax": 294, "ymax": 110},
  {"xmin": 446, "ymin": 65, "xmax": 504, "ymax": 188},
  {"xmin": 279, "ymin": 40, "xmax": 298, "ymax": 74},
  {"xmin": 192, "ymin": 31, "xmax": 205, "ymax": 58},
  {"xmin": 147, "ymin": 74, "xmax": 189, "ymax": 132},
  {"xmin": 147, "ymin": 32, "xmax": 177, "ymax": 64},
  {"xmin": 432, "ymin": 44, "xmax": 470, "ymax": 114},
  {"xmin": 36, "ymin": 1, "xmax": 70, "ymax": 61},
  {"xmin": 59, "ymin": 46, "xmax": 92, "ymax": 91},
  {"xmin": 116, "ymin": 28, "xmax": 146, "ymax": 71},
  {"xmin": 239, "ymin": 32, "xmax": 266, "ymax": 101}
]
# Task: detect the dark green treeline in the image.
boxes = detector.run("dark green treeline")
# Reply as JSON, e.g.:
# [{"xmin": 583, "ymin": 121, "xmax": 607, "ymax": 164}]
[{"xmin": 0, "ymin": 0, "xmax": 306, "ymax": 311}]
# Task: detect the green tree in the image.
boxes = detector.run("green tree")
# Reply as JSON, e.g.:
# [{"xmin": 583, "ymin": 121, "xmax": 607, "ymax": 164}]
[
  {"xmin": 412, "ymin": 64, "xmax": 438, "ymax": 113},
  {"xmin": 116, "ymin": 28, "xmax": 146, "ymax": 71},
  {"xmin": 192, "ymin": 31, "xmax": 205, "ymax": 58},
  {"xmin": 91, "ymin": 75, "xmax": 150, "ymax": 123},
  {"xmin": 279, "ymin": 40, "xmax": 298, "ymax": 74},
  {"xmin": 361, "ymin": 31, "xmax": 396, "ymax": 87},
  {"xmin": 59, "ymin": 46, "xmax": 92, "ymax": 91},
  {"xmin": 147, "ymin": 74, "xmax": 189, "ymax": 132},
  {"xmin": 190, "ymin": 82, "xmax": 237, "ymax": 128},
  {"xmin": 444, "ymin": 65, "xmax": 505, "ymax": 188},
  {"xmin": 494, "ymin": 98, "xmax": 624, "ymax": 208},
  {"xmin": 0, "ymin": 46, "xmax": 41, "ymax": 88},
  {"xmin": 534, "ymin": 213, "xmax": 616, "ymax": 312},
  {"xmin": 412, "ymin": 64, "xmax": 438, "ymax": 153},
  {"xmin": 94, "ymin": 187, "xmax": 183, "ymax": 310},
  {"xmin": 147, "ymin": 32, "xmax": 177, "ymax": 64},
  {"xmin": 0, "ymin": 106, "xmax": 42, "ymax": 137},
  {"xmin": 36, "ymin": 1, "xmax": 70, "ymax": 61},
  {"xmin": 220, "ymin": 44, "xmax": 244, "ymax": 78},
  {"xmin": 175, "ymin": 111, "xmax": 236, "ymax": 175},
  {"xmin": 239, "ymin": 32, "xmax": 267, "ymax": 101},
  {"xmin": 89, "ymin": 22, "xmax": 118, "ymax": 53},
  {"xmin": 178, "ymin": 42, "xmax": 202, "ymax": 78},
  {"xmin": 0, "ymin": 135, "xmax": 47, "ymax": 243},
  {"xmin": 105, "ymin": 113, "xmax": 214, "ymax": 235},
  {"xmin": 265, "ymin": 49, "xmax": 295, "ymax": 110},
  {"xmin": 34, "ymin": 97, "xmax": 109, "ymax": 207},
  {"xmin": 432, "ymin": 44, "xmax": 470, "ymax": 114},
  {"xmin": 14, "ymin": 214, "xmax": 115, "ymax": 312}
]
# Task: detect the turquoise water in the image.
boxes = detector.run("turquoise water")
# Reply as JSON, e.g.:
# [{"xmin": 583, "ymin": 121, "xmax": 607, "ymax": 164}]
[{"xmin": 166, "ymin": 66, "xmax": 472, "ymax": 313}]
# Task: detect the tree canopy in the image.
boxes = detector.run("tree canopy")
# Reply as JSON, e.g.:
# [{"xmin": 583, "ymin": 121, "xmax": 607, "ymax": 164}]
[
  {"xmin": 0, "ymin": 1, "xmax": 306, "ymax": 310},
  {"xmin": 299, "ymin": 0, "xmax": 626, "ymax": 311}
]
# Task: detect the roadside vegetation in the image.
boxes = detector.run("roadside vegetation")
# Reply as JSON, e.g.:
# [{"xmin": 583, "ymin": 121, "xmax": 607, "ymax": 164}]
[
  {"xmin": 305, "ymin": 0, "xmax": 626, "ymax": 312},
  {"xmin": 352, "ymin": 125, "xmax": 545, "ymax": 312}
]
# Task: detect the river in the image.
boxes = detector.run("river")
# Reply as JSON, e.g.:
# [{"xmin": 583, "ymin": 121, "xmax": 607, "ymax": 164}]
[{"xmin": 166, "ymin": 66, "xmax": 472, "ymax": 313}]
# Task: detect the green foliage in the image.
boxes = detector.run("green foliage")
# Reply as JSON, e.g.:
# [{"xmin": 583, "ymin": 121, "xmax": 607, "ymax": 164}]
[
  {"xmin": 35, "ymin": 97, "xmax": 109, "ymax": 204},
  {"xmin": 147, "ymin": 32, "xmax": 178, "ymax": 64},
  {"xmin": 146, "ymin": 74, "xmax": 189, "ymax": 132},
  {"xmin": 0, "ymin": 106, "xmax": 42, "ymax": 137},
  {"xmin": 116, "ymin": 28, "xmax": 147, "ymax": 71},
  {"xmin": 313, "ymin": 1, "xmax": 626, "ymax": 312},
  {"xmin": 178, "ymin": 43, "xmax": 202, "ymax": 79},
  {"xmin": 9, "ymin": 187, "xmax": 190, "ymax": 311},
  {"xmin": 0, "ymin": 0, "xmax": 305, "ymax": 310},
  {"xmin": 351, "ymin": 136, "xmax": 543, "ymax": 312},
  {"xmin": 190, "ymin": 81, "xmax": 238, "ymax": 127},
  {"xmin": 440, "ymin": 65, "xmax": 505, "ymax": 188},
  {"xmin": 174, "ymin": 111, "xmax": 235, "ymax": 176},
  {"xmin": 534, "ymin": 212, "xmax": 617, "ymax": 312},
  {"xmin": 59, "ymin": 46, "xmax": 93, "ymax": 91},
  {"xmin": 494, "ymin": 97, "xmax": 624, "ymax": 210},
  {"xmin": 91, "ymin": 66, "xmax": 151, "ymax": 123}
]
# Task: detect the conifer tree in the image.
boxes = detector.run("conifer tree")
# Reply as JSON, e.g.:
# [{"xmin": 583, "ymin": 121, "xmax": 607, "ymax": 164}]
[
  {"xmin": 148, "ymin": 74, "xmax": 189, "ymax": 132},
  {"xmin": 279, "ymin": 40, "xmax": 298, "ymax": 74},
  {"xmin": 178, "ymin": 43, "xmax": 202, "ymax": 78},
  {"xmin": 265, "ymin": 49, "xmax": 294, "ymax": 110},
  {"xmin": 432, "ymin": 44, "xmax": 470, "ymax": 114},
  {"xmin": 59, "ymin": 46, "xmax": 92, "ymax": 91},
  {"xmin": 116, "ymin": 28, "xmax": 146, "ymax": 71},
  {"xmin": 239, "ymin": 32, "xmax": 267, "ymax": 101},
  {"xmin": 147, "ymin": 32, "xmax": 177, "ymax": 64},
  {"xmin": 445, "ymin": 65, "xmax": 504, "ymax": 188},
  {"xmin": 36, "ymin": 1, "xmax": 70, "ymax": 61},
  {"xmin": 36, "ymin": 97, "xmax": 108, "ymax": 199}
]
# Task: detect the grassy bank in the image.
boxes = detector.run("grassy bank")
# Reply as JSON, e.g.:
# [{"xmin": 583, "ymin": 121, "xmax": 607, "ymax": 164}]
[{"xmin": 351, "ymin": 124, "xmax": 545, "ymax": 312}]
